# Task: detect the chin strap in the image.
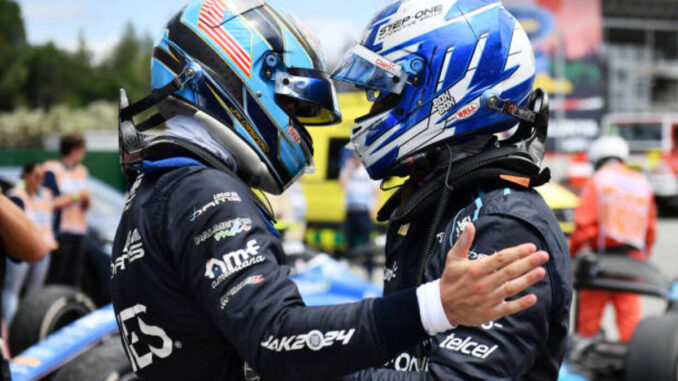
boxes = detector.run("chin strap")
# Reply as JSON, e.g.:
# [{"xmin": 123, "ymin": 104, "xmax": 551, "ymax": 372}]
[
  {"xmin": 486, "ymin": 95, "xmax": 537, "ymax": 123},
  {"xmin": 117, "ymin": 65, "xmax": 275, "ymax": 222},
  {"xmin": 119, "ymin": 66, "xmax": 199, "ymax": 182},
  {"xmin": 120, "ymin": 66, "xmax": 196, "ymax": 130},
  {"xmin": 497, "ymin": 88, "xmax": 550, "ymax": 168}
]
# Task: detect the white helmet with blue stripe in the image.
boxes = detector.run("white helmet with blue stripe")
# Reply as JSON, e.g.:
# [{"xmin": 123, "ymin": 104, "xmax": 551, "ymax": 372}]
[{"xmin": 332, "ymin": 0, "xmax": 537, "ymax": 180}]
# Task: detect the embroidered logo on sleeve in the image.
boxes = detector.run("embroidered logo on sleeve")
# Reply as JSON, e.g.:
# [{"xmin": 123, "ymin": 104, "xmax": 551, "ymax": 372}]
[{"xmin": 204, "ymin": 240, "xmax": 265, "ymax": 289}]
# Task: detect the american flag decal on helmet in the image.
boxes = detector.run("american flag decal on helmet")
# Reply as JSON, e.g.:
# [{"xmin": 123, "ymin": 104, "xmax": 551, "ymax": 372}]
[{"xmin": 198, "ymin": 0, "xmax": 252, "ymax": 77}]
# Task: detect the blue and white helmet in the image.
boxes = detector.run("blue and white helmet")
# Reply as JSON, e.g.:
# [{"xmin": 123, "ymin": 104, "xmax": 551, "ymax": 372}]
[
  {"xmin": 332, "ymin": 0, "xmax": 536, "ymax": 179},
  {"xmin": 147, "ymin": 0, "xmax": 340, "ymax": 194}
]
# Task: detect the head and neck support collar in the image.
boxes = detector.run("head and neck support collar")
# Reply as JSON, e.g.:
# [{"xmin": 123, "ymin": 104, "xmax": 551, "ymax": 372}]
[
  {"xmin": 378, "ymin": 88, "xmax": 551, "ymax": 224},
  {"xmin": 118, "ymin": 66, "xmax": 197, "ymax": 178},
  {"xmin": 118, "ymin": 67, "xmax": 275, "ymax": 220}
]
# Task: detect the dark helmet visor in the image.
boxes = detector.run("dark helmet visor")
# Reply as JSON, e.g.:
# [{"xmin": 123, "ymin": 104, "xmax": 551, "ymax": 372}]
[{"xmin": 275, "ymin": 68, "xmax": 341, "ymax": 126}]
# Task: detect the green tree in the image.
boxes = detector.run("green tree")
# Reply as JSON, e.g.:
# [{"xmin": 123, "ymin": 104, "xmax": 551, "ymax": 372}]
[
  {"xmin": 23, "ymin": 43, "xmax": 75, "ymax": 108},
  {"xmin": 0, "ymin": 0, "xmax": 27, "ymax": 111},
  {"xmin": 70, "ymin": 30, "xmax": 101, "ymax": 106},
  {"xmin": 5, "ymin": 17, "xmax": 155, "ymax": 110},
  {"xmin": 100, "ymin": 22, "xmax": 152, "ymax": 100}
]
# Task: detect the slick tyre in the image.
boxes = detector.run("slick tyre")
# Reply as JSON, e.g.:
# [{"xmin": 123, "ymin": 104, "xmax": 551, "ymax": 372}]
[
  {"xmin": 625, "ymin": 315, "xmax": 678, "ymax": 381},
  {"xmin": 52, "ymin": 337, "xmax": 138, "ymax": 381},
  {"xmin": 8, "ymin": 286, "xmax": 96, "ymax": 355}
]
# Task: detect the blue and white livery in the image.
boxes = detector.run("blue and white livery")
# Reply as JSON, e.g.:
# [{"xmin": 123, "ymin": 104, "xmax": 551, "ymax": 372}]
[{"xmin": 332, "ymin": 0, "xmax": 536, "ymax": 179}]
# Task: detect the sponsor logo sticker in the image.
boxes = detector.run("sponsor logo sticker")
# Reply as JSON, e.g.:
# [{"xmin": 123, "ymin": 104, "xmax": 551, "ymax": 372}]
[
  {"xmin": 455, "ymin": 101, "xmax": 479, "ymax": 120},
  {"xmin": 261, "ymin": 329, "xmax": 355, "ymax": 352},
  {"xmin": 204, "ymin": 240, "xmax": 265, "ymax": 289},
  {"xmin": 432, "ymin": 89, "xmax": 456, "ymax": 116},
  {"xmin": 439, "ymin": 333, "xmax": 499, "ymax": 359},
  {"xmin": 220, "ymin": 275, "xmax": 265, "ymax": 309},
  {"xmin": 288, "ymin": 127, "xmax": 301, "ymax": 144},
  {"xmin": 193, "ymin": 218, "xmax": 253, "ymax": 246},
  {"xmin": 377, "ymin": 4, "xmax": 444, "ymax": 42},
  {"xmin": 117, "ymin": 304, "xmax": 174, "ymax": 371},
  {"xmin": 389, "ymin": 352, "xmax": 429, "ymax": 372},
  {"xmin": 112, "ymin": 228, "xmax": 145, "ymax": 277},
  {"xmin": 376, "ymin": 57, "xmax": 398, "ymax": 72},
  {"xmin": 228, "ymin": 105, "xmax": 269, "ymax": 153},
  {"xmin": 190, "ymin": 192, "xmax": 242, "ymax": 222},
  {"xmin": 384, "ymin": 261, "xmax": 398, "ymax": 283}
]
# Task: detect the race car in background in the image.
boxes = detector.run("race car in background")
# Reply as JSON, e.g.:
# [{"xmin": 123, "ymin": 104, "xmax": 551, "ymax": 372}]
[
  {"xmin": 7, "ymin": 255, "xmax": 380, "ymax": 381},
  {"xmin": 9, "ymin": 251, "xmax": 678, "ymax": 381}
]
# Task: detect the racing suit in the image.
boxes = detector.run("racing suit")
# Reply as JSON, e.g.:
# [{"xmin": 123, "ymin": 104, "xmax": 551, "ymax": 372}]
[
  {"xmin": 570, "ymin": 161, "xmax": 656, "ymax": 342},
  {"xmin": 346, "ymin": 166, "xmax": 573, "ymax": 380},
  {"xmin": 110, "ymin": 156, "xmax": 431, "ymax": 381}
]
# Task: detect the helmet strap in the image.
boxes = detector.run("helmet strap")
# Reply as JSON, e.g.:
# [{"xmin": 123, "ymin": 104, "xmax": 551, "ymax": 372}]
[
  {"xmin": 119, "ymin": 67, "xmax": 197, "ymax": 180},
  {"xmin": 486, "ymin": 95, "xmax": 537, "ymax": 123},
  {"xmin": 120, "ymin": 66, "xmax": 196, "ymax": 126},
  {"xmin": 498, "ymin": 88, "xmax": 550, "ymax": 168}
]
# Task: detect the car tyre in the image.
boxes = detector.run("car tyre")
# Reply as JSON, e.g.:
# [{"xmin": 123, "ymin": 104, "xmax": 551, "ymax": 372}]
[
  {"xmin": 8, "ymin": 285, "xmax": 96, "ymax": 355},
  {"xmin": 626, "ymin": 315, "xmax": 678, "ymax": 381},
  {"xmin": 51, "ymin": 337, "xmax": 139, "ymax": 381}
]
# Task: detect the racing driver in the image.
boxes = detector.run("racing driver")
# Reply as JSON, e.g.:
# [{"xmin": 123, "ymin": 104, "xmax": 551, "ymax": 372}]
[
  {"xmin": 111, "ymin": 1, "xmax": 550, "ymax": 380},
  {"xmin": 332, "ymin": 0, "xmax": 573, "ymax": 379}
]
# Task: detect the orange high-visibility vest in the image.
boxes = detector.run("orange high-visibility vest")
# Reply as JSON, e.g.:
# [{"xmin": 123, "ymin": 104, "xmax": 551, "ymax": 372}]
[
  {"xmin": 594, "ymin": 162, "xmax": 653, "ymax": 251},
  {"xmin": 570, "ymin": 162, "xmax": 656, "ymax": 259},
  {"xmin": 44, "ymin": 161, "xmax": 89, "ymax": 235}
]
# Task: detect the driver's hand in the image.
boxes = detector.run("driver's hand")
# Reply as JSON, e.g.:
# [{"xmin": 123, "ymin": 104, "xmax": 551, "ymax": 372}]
[{"xmin": 440, "ymin": 223, "xmax": 548, "ymax": 327}]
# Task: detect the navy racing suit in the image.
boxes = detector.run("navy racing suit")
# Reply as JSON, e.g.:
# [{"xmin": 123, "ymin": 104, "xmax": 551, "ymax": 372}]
[
  {"xmin": 345, "ymin": 176, "xmax": 573, "ymax": 380},
  {"xmin": 110, "ymin": 158, "xmax": 430, "ymax": 381}
]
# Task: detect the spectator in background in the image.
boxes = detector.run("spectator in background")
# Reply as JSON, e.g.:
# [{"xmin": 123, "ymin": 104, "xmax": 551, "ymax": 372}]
[
  {"xmin": 43, "ymin": 135, "xmax": 91, "ymax": 289},
  {"xmin": 0, "ymin": 193, "xmax": 49, "ymax": 379},
  {"xmin": 268, "ymin": 182, "xmax": 307, "ymax": 243},
  {"xmin": 339, "ymin": 150, "xmax": 379, "ymax": 267},
  {"xmin": 570, "ymin": 136, "xmax": 657, "ymax": 342},
  {"xmin": 3, "ymin": 162, "xmax": 58, "ymax": 324}
]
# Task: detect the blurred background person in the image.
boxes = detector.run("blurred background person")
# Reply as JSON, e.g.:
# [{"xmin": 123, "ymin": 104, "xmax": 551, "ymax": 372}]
[
  {"xmin": 268, "ymin": 182, "xmax": 307, "ymax": 243},
  {"xmin": 2, "ymin": 162, "xmax": 58, "ymax": 325},
  {"xmin": 0, "ymin": 193, "xmax": 49, "ymax": 378},
  {"xmin": 340, "ymin": 150, "xmax": 379, "ymax": 250},
  {"xmin": 339, "ymin": 150, "xmax": 379, "ymax": 278},
  {"xmin": 43, "ymin": 135, "xmax": 91, "ymax": 289},
  {"xmin": 570, "ymin": 136, "xmax": 657, "ymax": 342}
]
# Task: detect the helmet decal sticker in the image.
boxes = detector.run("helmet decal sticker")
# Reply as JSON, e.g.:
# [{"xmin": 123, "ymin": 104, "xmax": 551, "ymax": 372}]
[
  {"xmin": 374, "ymin": 4, "xmax": 445, "ymax": 45},
  {"xmin": 198, "ymin": 0, "xmax": 253, "ymax": 77}
]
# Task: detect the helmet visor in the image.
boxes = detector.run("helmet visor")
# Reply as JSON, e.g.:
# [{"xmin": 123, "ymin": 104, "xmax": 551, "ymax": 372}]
[
  {"xmin": 275, "ymin": 68, "xmax": 341, "ymax": 126},
  {"xmin": 331, "ymin": 45, "xmax": 407, "ymax": 95}
]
